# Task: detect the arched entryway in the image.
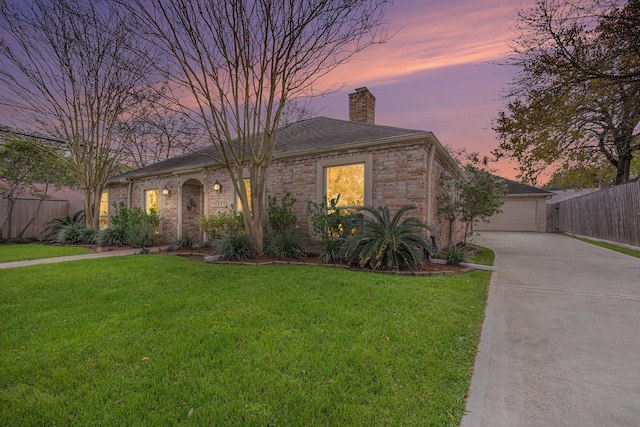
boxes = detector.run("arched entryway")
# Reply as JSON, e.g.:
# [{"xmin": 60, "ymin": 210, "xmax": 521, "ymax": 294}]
[{"xmin": 180, "ymin": 178, "xmax": 204, "ymax": 242}]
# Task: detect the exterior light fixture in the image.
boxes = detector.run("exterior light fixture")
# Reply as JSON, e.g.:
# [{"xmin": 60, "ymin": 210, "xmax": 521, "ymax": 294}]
[
  {"xmin": 163, "ymin": 186, "xmax": 170, "ymax": 196},
  {"xmin": 213, "ymin": 180, "xmax": 222, "ymax": 193}
]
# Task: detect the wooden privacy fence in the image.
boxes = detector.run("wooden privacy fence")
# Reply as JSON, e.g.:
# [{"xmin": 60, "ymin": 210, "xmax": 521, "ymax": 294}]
[
  {"xmin": 0, "ymin": 198, "xmax": 84, "ymax": 240},
  {"xmin": 546, "ymin": 181, "xmax": 640, "ymax": 247}
]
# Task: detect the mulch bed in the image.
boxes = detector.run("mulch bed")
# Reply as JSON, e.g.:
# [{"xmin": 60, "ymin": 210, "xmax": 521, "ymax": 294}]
[{"xmin": 92, "ymin": 245, "xmax": 471, "ymax": 276}]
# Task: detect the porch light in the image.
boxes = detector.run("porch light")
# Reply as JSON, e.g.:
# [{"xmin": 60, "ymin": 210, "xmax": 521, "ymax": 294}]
[
  {"xmin": 213, "ymin": 180, "xmax": 222, "ymax": 193},
  {"xmin": 163, "ymin": 186, "xmax": 170, "ymax": 196}
]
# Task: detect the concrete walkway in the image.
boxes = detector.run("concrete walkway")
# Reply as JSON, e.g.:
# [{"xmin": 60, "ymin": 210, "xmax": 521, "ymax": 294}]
[
  {"xmin": 0, "ymin": 247, "xmax": 158, "ymax": 269},
  {"xmin": 462, "ymin": 232, "xmax": 640, "ymax": 426}
]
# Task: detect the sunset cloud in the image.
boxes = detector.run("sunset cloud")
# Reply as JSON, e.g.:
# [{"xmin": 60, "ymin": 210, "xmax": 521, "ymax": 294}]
[{"xmin": 323, "ymin": 0, "xmax": 517, "ymax": 87}]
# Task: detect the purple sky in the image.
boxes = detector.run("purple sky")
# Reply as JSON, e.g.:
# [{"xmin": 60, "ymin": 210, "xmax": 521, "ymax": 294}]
[
  {"xmin": 309, "ymin": 0, "xmax": 529, "ymax": 180},
  {"xmin": 1, "ymin": 0, "xmax": 530, "ymax": 180}
]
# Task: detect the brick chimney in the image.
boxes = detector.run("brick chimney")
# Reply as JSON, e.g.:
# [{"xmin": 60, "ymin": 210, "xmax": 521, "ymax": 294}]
[{"xmin": 349, "ymin": 87, "xmax": 375, "ymax": 124}]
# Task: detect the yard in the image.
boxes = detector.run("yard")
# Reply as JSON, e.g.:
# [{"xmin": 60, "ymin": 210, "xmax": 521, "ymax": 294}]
[
  {"xmin": 0, "ymin": 253, "xmax": 490, "ymax": 425},
  {"xmin": 0, "ymin": 243, "xmax": 90, "ymax": 263}
]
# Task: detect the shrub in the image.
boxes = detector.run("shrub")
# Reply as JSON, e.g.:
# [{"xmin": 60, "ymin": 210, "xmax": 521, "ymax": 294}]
[
  {"xmin": 42, "ymin": 210, "xmax": 85, "ymax": 241},
  {"xmin": 307, "ymin": 195, "xmax": 358, "ymax": 263},
  {"xmin": 98, "ymin": 225, "xmax": 128, "ymax": 247},
  {"xmin": 441, "ymin": 244, "xmax": 470, "ymax": 266},
  {"xmin": 267, "ymin": 191, "xmax": 297, "ymax": 233},
  {"xmin": 341, "ymin": 205, "xmax": 436, "ymax": 271},
  {"xmin": 306, "ymin": 195, "xmax": 355, "ymax": 238},
  {"xmin": 173, "ymin": 236, "xmax": 195, "ymax": 250},
  {"xmin": 319, "ymin": 237, "xmax": 344, "ymax": 263},
  {"xmin": 80, "ymin": 227, "xmax": 99, "ymax": 244},
  {"xmin": 58, "ymin": 223, "xmax": 90, "ymax": 244},
  {"xmin": 215, "ymin": 232, "xmax": 255, "ymax": 261},
  {"xmin": 110, "ymin": 202, "xmax": 159, "ymax": 230},
  {"xmin": 266, "ymin": 228, "xmax": 309, "ymax": 260},
  {"xmin": 199, "ymin": 208, "xmax": 244, "ymax": 240},
  {"xmin": 99, "ymin": 203, "xmax": 160, "ymax": 247},
  {"xmin": 128, "ymin": 222, "xmax": 158, "ymax": 248}
]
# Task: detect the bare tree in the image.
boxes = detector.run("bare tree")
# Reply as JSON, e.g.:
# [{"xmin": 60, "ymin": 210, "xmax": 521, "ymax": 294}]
[
  {"xmin": 0, "ymin": 0, "xmax": 161, "ymax": 228},
  {"xmin": 118, "ymin": 104, "xmax": 206, "ymax": 169},
  {"xmin": 127, "ymin": 0, "xmax": 391, "ymax": 255}
]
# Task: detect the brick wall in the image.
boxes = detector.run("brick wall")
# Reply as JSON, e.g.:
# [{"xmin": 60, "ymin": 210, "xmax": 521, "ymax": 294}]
[{"xmin": 106, "ymin": 140, "xmax": 463, "ymax": 246}]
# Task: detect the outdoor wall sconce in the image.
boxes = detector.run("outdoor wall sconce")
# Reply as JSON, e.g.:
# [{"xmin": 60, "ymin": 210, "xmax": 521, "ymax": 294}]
[
  {"xmin": 213, "ymin": 180, "xmax": 222, "ymax": 193},
  {"xmin": 163, "ymin": 186, "xmax": 170, "ymax": 196}
]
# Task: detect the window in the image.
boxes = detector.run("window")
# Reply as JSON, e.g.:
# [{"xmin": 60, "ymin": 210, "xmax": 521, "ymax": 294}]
[
  {"xmin": 316, "ymin": 155, "xmax": 372, "ymax": 209},
  {"xmin": 325, "ymin": 163, "xmax": 365, "ymax": 207},
  {"xmin": 236, "ymin": 179, "xmax": 251, "ymax": 213},
  {"xmin": 145, "ymin": 189, "xmax": 159, "ymax": 214},
  {"xmin": 99, "ymin": 191, "xmax": 109, "ymax": 230}
]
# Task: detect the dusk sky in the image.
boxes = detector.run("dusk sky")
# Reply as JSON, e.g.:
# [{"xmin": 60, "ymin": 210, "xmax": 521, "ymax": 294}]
[
  {"xmin": 309, "ymin": 0, "xmax": 529, "ymax": 180},
  {"xmin": 1, "ymin": 0, "xmax": 532, "ymax": 180}
]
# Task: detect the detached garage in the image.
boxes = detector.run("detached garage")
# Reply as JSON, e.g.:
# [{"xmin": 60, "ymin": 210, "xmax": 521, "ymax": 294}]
[{"xmin": 475, "ymin": 178, "xmax": 553, "ymax": 232}]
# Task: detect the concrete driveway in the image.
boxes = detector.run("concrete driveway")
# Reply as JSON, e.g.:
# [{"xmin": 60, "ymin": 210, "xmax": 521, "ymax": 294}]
[{"xmin": 462, "ymin": 232, "xmax": 640, "ymax": 427}]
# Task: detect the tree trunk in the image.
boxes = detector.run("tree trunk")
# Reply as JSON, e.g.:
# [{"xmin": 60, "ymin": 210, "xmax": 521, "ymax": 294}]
[
  {"xmin": 17, "ymin": 197, "xmax": 44, "ymax": 238},
  {"xmin": 83, "ymin": 189, "xmax": 101, "ymax": 230},
  {"xmin": 2, "ymin": 198, "xmax": 15, "ymax": 239},
  {"xmin": 615, "ymin": 155, "xmax": 632, "ymax": 185}
]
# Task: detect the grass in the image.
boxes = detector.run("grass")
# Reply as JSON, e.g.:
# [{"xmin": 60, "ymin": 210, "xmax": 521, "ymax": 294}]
[
  {"xmin": 570, "ymin": 235, "xmax": 640, "ymax": 259},
  {"xmin": 468, "ymin": 245, "xmax": 495, "ymax": 266},
  {"xmin": 0, "ymin": 255, "xmax": 490, "ymax": 426},
  {"xmin": 0, "ymin": 243, "xmax": 91, "ymax": 263}
]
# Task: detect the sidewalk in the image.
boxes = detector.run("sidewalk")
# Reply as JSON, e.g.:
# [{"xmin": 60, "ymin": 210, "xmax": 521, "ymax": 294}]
[{"xmin": 0, "ymin": 247, "xmax": 159, "ymax": 269}]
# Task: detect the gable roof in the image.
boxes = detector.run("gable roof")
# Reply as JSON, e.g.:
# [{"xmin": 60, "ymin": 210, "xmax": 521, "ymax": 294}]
[
  {"xmin": 497, "ymin": 176, "xmax": 554, "ymax": 196},
  {"xmin": 108, "ymin": 116, "xmax": 433, "ymax": 183}
]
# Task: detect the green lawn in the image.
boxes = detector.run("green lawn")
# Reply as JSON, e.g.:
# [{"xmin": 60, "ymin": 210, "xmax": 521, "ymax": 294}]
[
  {"xmin": 570, "ymin": 235, "xmax": 640, "ymax": 259},
  {"xmin": 0, "ymin": 244, "xmax": 91, "ymax": 263},
  {"xmin": 0, "ymin": 256, "xmax": 489, "ymax": 426},
  {"xmin": 468, "ymin": 245, "xmax": 495, "ymax": 266}
]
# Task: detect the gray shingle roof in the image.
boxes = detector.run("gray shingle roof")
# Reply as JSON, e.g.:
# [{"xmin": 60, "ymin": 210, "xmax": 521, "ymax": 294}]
[
  {"xmin": 108, "ymin": 117, "xmax": 427, "ymax": 182},
  {"xmin": 498, "ymin": 177, "xmax": 554, "ymax": 195}
]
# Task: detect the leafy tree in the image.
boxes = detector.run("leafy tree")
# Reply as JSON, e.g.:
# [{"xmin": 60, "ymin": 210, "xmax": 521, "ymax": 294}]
[
  {"xmin": 494, "ymin": 0, "xmax": 640, "ymax": 185},
  {"xmin": 0, "ymin": 132, "xmax": 76, "ymax": 238},
  {"xmin": 543, "ymin": 162, "xmax": 616, "ymax": 190},
  {"xmin": 438, "ymin": 162, "xmax": 506, "ymax": 245},
  {"xmin": 0, "ymin": 0, "xmax": 163, "ymax": 228},
  {"xmin": 126, "ymin": 0, "xmax": 390, "ymax": 255}
]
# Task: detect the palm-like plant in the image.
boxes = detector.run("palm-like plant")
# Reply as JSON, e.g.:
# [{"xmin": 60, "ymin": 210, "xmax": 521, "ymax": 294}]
[
  {"xmin": 42, "ymin": 210, "xmax": 86, "ymax": 241},
  {"xmin": 341, "ymin": 205, "xmax": 436, "ymax": 271}
]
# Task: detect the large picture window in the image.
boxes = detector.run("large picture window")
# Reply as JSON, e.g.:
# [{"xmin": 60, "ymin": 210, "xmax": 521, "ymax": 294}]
[
  {"xmin": 325, "ymin": 163, "xmax": 365, "ymax": 207},
  {"xmin": 316, "ymin": 154, "xmax": 372, "ymax": 209}
]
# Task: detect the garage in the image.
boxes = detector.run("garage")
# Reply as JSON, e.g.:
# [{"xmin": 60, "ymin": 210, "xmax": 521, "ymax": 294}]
[{"xmin": 474, "ymin": 178, "xmax": 553, "ymax": 232}]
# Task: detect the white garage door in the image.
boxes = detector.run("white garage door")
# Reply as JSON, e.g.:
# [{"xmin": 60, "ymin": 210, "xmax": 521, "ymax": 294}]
[{"xmin": 475, "ymin": 199, "xmax": 538, "ymax": 232}]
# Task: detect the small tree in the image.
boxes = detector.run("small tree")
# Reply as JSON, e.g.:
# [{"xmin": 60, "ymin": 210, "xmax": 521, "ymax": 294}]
[
  {"xmin": 438, "ymin": 163, "xmax": 506, "ymax": 245},
  {"xmin": 0, "ymin": 133, "xmax": 76, "ymax": 238}
]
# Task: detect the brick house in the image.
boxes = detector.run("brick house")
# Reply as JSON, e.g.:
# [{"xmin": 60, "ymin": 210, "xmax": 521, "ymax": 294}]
[{"xmin": 105, "ymin": 88, "xmax": 465, "ymax": 245}]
